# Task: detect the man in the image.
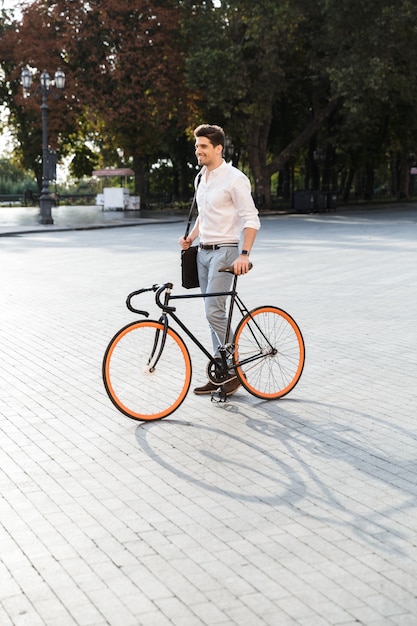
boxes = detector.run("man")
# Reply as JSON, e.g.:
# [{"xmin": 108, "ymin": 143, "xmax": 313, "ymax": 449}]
[{"xmin": 179, "ymin": 124, "xmax": 260, "ymax": 396}]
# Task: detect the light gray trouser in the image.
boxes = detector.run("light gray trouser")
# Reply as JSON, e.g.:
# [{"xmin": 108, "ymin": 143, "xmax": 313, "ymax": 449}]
[{"xmin": 197, "ymin": 247, "xmax": 239, "ymax": 356}]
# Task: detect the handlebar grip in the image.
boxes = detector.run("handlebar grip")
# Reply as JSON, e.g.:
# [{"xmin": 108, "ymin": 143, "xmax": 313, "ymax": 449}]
[
  {"xmin": 126, "ymin": 288, "xmax": 150, "ymax": 316},
  {"xmin": 219, "ymin": 261, "xmax": 253, "ymax": 273}
]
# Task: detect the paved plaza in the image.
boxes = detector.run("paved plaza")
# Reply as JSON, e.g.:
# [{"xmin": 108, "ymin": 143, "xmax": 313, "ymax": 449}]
[{"xmin": 1, "ymin": 206, "xmax": 417, "ymax": 625}]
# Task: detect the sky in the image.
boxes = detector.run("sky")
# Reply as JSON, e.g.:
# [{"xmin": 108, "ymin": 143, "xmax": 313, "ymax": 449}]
[{"xmin": 2, "ymin": 0, "xmax": 25, "ymax": 13}]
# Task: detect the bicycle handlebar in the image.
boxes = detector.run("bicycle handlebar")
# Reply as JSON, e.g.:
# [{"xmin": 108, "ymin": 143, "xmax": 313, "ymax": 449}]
[
  {"xmin": 126, "ymin": 263, "xmax": 253, "ymax": 316},
  {"xmin": 126, "ymin": 287, "xmax": 153, "ymax": 316},
  {"xmin": 126, "ymin": 282, "xmax": 176, "ymax": 315}
]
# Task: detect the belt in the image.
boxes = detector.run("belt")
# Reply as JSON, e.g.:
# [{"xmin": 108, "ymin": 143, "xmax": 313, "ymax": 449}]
[{"xmin": 199, "ymin": 243, "xmax": 238, "ymax": 250}]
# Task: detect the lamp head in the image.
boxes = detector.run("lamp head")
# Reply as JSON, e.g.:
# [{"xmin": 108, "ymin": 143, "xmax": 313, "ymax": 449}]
[
  {"xmin": 40, "ymin": 70, "xmax": 51, "ymax": 89},
  {"xmin": 21, "ymin": 67, "xmax": 32, "ymax": 90},
  {"xmin": 54, "ymin": 68, "xmax": 65, "ymax": 90}
]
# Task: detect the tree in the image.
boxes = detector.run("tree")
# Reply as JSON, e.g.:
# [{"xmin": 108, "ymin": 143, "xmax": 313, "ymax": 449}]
[
  {"xmin": 184, "ymin": 0, "xmax": 417, "ymax": 207},
  {"xmin": 0, "ymin": 1, "xmax": 81, "ymax": 190},
  {"xmin": 0, "ymin": 0, "xmax": 188, "ymax": 207},
  {"xmin": 3, "ymin": 0, "xmax": 417, "ymax": 207},
  {"xmin": 53, "ymin": 0, "xmax": 187, "ymax": 206}
]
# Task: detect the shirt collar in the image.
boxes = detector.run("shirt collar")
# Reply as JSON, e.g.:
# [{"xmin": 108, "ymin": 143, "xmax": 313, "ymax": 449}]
[{"xmin": 205, "ymin": 159, "xmax": 227, "ymax": 178}]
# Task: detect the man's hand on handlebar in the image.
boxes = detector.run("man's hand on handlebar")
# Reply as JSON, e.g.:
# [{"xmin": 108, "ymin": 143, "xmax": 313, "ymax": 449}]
[{"xmin": 232, "ymin": 255, "xmax": 251, "ymax": 275}]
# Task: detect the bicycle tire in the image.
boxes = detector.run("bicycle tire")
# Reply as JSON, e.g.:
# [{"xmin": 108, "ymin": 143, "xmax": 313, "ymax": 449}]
[
  {"xmin": 233, "ymin": 306, "xmax": 305, "ymax": 400},
  {"xmin": 102, "ymin": 320, "xmax": 192, "ymax": 421}
]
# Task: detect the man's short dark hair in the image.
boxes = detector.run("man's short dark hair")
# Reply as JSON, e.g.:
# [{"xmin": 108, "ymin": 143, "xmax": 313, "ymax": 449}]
[{"xmin": 194, "ymin": 124, "xmax": 225, "ymax": 148}]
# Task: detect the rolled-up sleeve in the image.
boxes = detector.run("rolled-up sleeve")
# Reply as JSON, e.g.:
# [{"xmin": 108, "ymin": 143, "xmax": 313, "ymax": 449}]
[{"xmin": 232, "ymin": 174, "xmax": 261, "ymax": 231}]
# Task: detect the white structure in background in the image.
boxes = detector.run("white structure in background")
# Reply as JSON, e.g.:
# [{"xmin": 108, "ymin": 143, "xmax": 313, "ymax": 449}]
[{"xmin": 93, "ymin": 168, "xmax": 140, "ymax": 211}]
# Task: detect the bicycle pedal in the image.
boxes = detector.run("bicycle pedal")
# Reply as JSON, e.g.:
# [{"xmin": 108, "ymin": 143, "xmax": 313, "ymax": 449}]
[{"xmin": 210, "ymin": 388, "xmax": 228, "ymax": 403}]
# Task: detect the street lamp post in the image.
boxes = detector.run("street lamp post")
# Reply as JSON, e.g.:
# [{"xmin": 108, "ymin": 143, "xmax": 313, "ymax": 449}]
[{"xmin": 21, "ymin": 67, "xmax": 65, "ymax": 225}]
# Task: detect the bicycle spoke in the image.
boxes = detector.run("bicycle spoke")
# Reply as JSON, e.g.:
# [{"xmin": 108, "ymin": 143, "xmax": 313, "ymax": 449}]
[
  {"xmin": 234, "ymin": 306, "xmax": 305, "ymax": 399},
  {"xmin": 103, "ymin": 321, "xmax": 191, "ymax": 420}
]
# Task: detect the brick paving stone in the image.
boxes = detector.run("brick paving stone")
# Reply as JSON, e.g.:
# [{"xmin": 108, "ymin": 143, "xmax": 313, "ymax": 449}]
[
  {"xmin": 1, "ymin": 206, "xmax": 417, "ymax": 625},
  {"xmin": 0, "ymin": 606, "xmax": 14, "ymax": 626}
]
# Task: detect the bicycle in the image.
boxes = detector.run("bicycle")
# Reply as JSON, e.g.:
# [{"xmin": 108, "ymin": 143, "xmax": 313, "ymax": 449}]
[{"xmin": 102, "ymin": 266, "xmax": 305, "ymax": 421}]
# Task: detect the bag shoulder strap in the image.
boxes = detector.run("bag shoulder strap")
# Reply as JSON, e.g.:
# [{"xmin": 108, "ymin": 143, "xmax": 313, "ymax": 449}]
[{"xmin": 184, "ymin": 173, "xmax": 202, "ymax": 238}]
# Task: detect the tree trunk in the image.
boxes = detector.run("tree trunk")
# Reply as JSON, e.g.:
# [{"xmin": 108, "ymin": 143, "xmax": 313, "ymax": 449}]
[
  {"xmin": 247, "ymin": 117, "xmax": 272, "ymax": 209},
  {"xmin": 364, "ymin": 165, "xmax": 374, "ymax": 201},
  {"xmin": 309, "ymin": 136, "xmax": 320, "ymax": 190},
  {"xmin": 266, "ymin": 99, "xmax": 339, "ymax": 177},
  {"xmin": 172, "ymin": 133, "xmax": 191, "ymax": 200},
  {"xmin": 398, "ymin": 151, "xmax": 410, "ymax": 199},
  {"xmin": 342, "ymin": 168, "xmax": 355, "ymax": 202},
  {"xmin": 322, "ymin": 144, "xmax": 335, "ymax": 191},
  {"xmin": 248, "ymin": 98, "xmax": 341, "ymax": 208}
]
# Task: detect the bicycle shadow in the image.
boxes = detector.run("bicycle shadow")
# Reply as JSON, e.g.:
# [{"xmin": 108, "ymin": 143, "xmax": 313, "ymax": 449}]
[{"xmin": 134, "ymin": 395, "xmax": 417, "ymax": 556}]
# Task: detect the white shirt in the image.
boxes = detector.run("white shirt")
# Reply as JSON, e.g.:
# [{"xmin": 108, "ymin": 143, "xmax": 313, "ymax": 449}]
[{"xmin": 196, "ymin": 161, "xmax": 260, "ymax": 245}]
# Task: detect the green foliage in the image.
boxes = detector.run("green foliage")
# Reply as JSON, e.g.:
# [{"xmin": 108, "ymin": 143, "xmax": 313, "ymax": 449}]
[
  {"xmin": 69, "ymin": 144, "xmax": 99, "ymax": 179},
  {"xmin": 0, "ymin": 157, "xmax": 37, "ymax": 194}
]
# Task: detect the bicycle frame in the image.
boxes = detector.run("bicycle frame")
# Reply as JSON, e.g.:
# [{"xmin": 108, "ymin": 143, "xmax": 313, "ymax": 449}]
[
  {"xmin": 136, "ymin": 273, "xmax": 275, "ymax": 381},
  {"xmin": 167, "ymin": 275, "xmax": 241, "ymax": 373}
]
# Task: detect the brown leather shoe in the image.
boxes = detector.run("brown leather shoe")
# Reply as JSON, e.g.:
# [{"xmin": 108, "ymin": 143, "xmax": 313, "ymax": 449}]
[
  {"xmin": 193, "ymin": 380, "xmax": 219, "ymax": 395},
  {"xmin": 223, "ymin": 376, "xmax": 241, "ymax": 396}
]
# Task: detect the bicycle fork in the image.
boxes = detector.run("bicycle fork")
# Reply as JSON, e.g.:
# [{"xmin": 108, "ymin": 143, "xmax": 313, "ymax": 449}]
[{"xmin": 146, "ymin": 315, "xmax": 169, "ymax": 372}]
